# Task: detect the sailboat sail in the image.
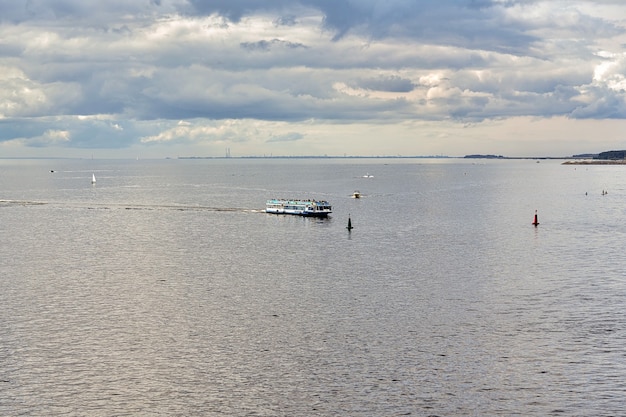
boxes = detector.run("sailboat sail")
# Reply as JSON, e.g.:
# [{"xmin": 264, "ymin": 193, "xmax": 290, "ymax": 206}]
[{"xmin": 91, "ymin": 173, "xmax": 96, "ymax": 184}]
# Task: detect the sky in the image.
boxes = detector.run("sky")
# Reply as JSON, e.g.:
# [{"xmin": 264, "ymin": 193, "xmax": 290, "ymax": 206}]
[{"xmin": 0, "ymin": 0, "xmax": 625, "ymax": 158}]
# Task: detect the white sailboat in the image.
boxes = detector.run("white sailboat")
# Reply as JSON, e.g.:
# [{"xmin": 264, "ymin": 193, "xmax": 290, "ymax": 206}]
[{"xmin": 91, "ymin": 173, "xmax": 96, "ymax": 184}]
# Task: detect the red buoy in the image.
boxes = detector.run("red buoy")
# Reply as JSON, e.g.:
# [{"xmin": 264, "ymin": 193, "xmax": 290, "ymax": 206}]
[{"xmin": 532, "ymin": 210, "xmax": 539, "ymax": 227}]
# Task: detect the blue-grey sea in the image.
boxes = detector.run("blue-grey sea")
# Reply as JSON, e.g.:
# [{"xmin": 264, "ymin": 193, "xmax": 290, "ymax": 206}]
[{"xmin": 1, "ymin": 158, "xmax": 625, "ymax": 416}]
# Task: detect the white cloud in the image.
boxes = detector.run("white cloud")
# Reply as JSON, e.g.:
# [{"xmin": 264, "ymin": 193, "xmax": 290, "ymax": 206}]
[
  {"xmin": 2, "ymin": 129, "xmax": 70, "ymax": 148},
  {"xmin": 593, "ymin": 52, "xmax": 626, "ymax": 91}
]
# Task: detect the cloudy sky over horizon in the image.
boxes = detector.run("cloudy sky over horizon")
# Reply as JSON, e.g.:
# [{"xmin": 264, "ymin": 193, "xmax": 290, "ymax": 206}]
[{"xmin": 0, "ymin": 0, "xmax": 625, "ymax": 158}]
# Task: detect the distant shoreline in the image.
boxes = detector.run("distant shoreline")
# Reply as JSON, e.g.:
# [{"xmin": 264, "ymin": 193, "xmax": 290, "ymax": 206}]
[
  {"xmin": 3, "ymin": 156, "xmax": 624, "ymax": 163},
  {"xmin": 562, "ymin": 160, "xmax": 626, "ymax": 165}
]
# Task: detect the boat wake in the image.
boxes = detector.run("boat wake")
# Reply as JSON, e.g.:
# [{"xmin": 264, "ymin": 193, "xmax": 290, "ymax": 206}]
[
  {"xmin": 0, "ymin": 200, "xmax": 263, "ymax": 213},
  {"xmin": 0, "ymin": 199, "xmax": 47, "ymax": 207}
]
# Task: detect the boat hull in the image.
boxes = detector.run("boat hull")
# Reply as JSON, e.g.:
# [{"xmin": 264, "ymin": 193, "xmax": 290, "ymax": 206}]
[{"xmin": 267, "ymin": 210, "xmax": 330, "ymax": 217}]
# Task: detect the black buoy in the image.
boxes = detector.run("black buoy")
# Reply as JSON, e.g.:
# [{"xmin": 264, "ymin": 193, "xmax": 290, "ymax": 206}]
[
  {"xmin": 532, "ymin": 210, "xmax": 539, "ymax": 227},
  {"xmin": 346, "ymin": 215, "xmax": 353, "ymax": 231}
]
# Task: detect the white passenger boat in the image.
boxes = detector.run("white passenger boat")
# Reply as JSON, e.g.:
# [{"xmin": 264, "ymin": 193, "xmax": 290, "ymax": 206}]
[{"xmin": 266, "ymin": 198, "xmax": 332, "ymax": 217}]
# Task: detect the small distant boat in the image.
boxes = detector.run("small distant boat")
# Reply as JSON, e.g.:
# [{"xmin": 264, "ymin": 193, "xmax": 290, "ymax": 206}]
[
  {"xmin": 362, "ymin": 173, "xmax": 374, "ymax": 178},
  {"xmin": 352, "ymin": 190, "xmax": 361, "ymax": 199},
  {"xmin": 266, "ymin": 199, "xmax": 332, "ymax": 217},
  {"xmin": 91, "ymin": 173, "xmax": 96, "ymax": 184}
]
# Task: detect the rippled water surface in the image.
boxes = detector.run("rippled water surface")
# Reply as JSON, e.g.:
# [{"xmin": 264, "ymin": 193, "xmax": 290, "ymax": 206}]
[{"xmin": 1, "ymin": 158, "xmax": 625, "ymax": 416}]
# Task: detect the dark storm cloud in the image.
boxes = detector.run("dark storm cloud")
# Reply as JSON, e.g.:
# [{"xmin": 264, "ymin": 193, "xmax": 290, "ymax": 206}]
[{"xmin": 183, "ymin": 0, "xmax": 539, "ymax": 53}]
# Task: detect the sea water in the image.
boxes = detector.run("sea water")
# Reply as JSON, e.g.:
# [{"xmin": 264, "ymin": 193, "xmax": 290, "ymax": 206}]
[{"xmin": 0, "ymin": 158, "xmax": 625, "ymax": 416}]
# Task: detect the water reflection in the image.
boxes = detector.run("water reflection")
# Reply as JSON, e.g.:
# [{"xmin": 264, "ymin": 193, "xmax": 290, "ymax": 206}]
[{"xmin": 1, "ymin": 159, "xmax": 625, "ymax": 416}]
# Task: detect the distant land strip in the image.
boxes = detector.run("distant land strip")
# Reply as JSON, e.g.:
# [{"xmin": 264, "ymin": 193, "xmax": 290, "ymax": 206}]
[
  {"xmin": 177, "ymin": 155, "xmax": 452, "ymax": 159},
  {"xmin": 562, "ymin": 160, "xmax": 626, "ymax": 165}
]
